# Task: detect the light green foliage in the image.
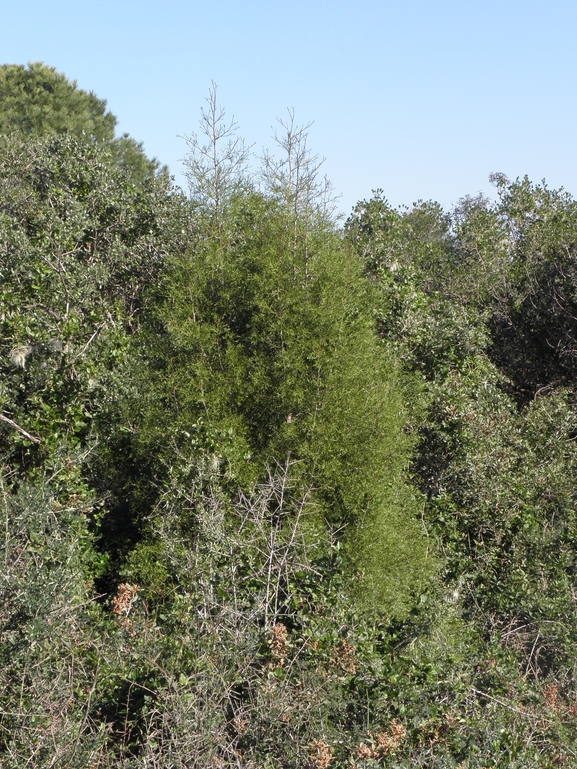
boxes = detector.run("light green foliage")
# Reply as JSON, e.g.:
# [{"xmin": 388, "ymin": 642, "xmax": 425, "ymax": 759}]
[{"xmin": 140, "ymin": 104, "xmax": 432, "ymax": 614}]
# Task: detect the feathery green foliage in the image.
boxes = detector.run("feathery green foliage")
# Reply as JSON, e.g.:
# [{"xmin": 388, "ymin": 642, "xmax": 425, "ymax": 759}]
[
  {"xmin": 130, "ymin": 100, "xmax": 433, "ymax": 614},
  {"xmin": 3, "ymin": 70, "xmax": 577, "ymax": 766}
]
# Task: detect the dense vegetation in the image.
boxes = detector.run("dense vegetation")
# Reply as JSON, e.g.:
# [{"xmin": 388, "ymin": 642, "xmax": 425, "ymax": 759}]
[{"xmin": 1, "ymin": 66, "xmax": 577, "ymax": 767}]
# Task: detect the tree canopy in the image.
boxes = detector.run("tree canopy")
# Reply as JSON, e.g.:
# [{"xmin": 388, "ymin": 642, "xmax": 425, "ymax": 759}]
[
  {"xmin": 0, "ymin": 62, "xmax": 165, "ymax": 185},
  {"xmin": 2, "ymin": 70, "xmax": 577, "ymax": 767}
]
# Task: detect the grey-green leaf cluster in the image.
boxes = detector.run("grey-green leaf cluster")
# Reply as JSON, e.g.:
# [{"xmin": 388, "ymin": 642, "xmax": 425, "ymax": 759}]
[{"xmin": 2, "ymin": 64, "xmax": 577, "ymax": 768}]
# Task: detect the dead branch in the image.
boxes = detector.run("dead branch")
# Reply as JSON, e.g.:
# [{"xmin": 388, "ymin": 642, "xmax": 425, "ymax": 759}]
[{"xmin": 0, "ymin": 413, "xmax": 41, "ymax": 444}]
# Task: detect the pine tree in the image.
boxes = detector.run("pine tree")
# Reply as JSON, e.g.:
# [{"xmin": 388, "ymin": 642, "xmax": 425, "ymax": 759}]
[{"xmin": 0, "ymin": 62, "xmax": 165, "ymax": 185}]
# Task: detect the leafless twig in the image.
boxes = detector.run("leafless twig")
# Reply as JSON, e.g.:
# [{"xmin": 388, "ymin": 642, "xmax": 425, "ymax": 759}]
[{"xmin": 0, "ymin": 413, "xmax": 41, "ymax": 443}]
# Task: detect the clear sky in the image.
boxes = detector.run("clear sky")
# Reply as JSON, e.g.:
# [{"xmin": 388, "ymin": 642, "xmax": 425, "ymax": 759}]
[{"xmin": 2, "ymin": 0, "xmax": 576, "ymax": 215}]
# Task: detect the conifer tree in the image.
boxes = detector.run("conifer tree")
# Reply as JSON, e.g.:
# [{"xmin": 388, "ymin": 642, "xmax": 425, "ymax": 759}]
[
  {"xmin": 133, "ymin": 91, "xmax": 432, "ymax": 613},
  {"xmin": 0, "ymin": 62, "xmax": 165, "ymax": 185}
]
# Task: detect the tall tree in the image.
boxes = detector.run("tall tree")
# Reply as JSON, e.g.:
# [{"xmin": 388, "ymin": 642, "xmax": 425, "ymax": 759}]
[
  {"xmin": 0, "ymin": 62, "xmax": 165, "ymax": 185},
  {"xmin": 128, "ymin": 93, "xmax": 433, "ymax": 614}
]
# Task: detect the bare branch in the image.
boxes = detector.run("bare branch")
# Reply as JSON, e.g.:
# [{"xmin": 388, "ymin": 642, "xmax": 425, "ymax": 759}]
[
  {"xmin": 0, "ymin": 413, "xmax": 41, "ymax": 443},
  {"xmin": 181, "ymin": 81, "xmax": 253, "ymax": 227}
]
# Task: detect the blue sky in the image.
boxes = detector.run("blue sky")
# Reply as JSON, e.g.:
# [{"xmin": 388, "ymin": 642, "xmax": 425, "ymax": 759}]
[{"xmin": 2, "ymin": 0, "xmax": 576, "ymax": 215}]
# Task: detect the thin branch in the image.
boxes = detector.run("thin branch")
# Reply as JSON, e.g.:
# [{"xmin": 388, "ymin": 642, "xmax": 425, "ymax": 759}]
[
  {"xmin": 470, "ymin": 687, "xmax": 553, "ymax": 723},
  {"xmin": 72, "ymin": 321, "xmax": 106, "ymax": 362},
  {"xmin": 0, "ymin": 413, "xmax": 41, "ymax": 444}
]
